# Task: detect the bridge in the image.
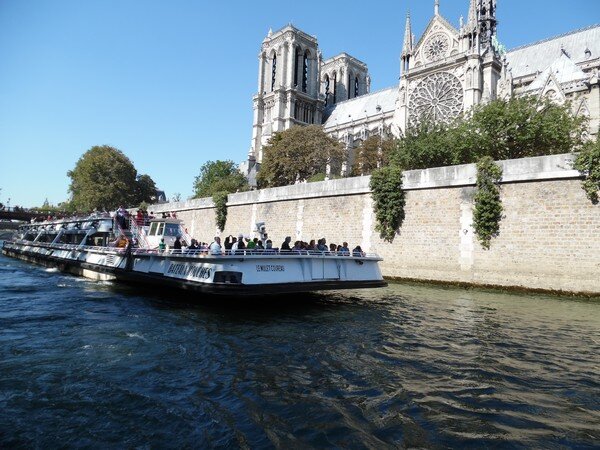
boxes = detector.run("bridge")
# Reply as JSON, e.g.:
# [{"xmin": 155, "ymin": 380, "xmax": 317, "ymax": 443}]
[{"xmin": 0, "ymin": 207, "xmax": 57, "ymax": 222}]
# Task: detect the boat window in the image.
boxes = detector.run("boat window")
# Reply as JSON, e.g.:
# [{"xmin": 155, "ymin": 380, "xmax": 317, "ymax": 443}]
[
  {"xmin": 157, "ymin": 223, "xmax": 165, "ymax": 236},
  {"xmin": 149, "ymin": 222, "xmax": 158, "ymax": 236},
  {"xmin": 164, "ymin": 223, "xmax": 179, "ymax": 236}
]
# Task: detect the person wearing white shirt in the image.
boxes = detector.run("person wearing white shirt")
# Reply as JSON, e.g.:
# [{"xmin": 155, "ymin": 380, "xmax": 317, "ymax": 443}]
[{"xmin": 209, "ymin": 236, "xmax": 222, "ymax": 255}]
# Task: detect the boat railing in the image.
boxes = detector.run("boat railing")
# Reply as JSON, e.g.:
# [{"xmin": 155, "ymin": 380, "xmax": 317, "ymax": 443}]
[
  {"xmin": 131, "ymin": 248, "xmax": 375, "ymax": 258},
  {"xmin": 6, "ymin": 239, "xmax": 378, "ymax": 259},
  {"xmin": 7, "ymin": 239, "xmax": 129, "ymax": 254},
  {"xmin": 126, "ymin": 218, "xmax": 151, "ymax": 249}
]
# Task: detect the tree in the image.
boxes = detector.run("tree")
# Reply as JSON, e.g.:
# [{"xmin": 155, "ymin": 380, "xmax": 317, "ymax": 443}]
[
  {"xmin": 390, "ymin": 96, "xmax": 587, "ymax": 171},
  {"xmin": 192, "ymin": 160, "xmax": 249, "ymax": 198},
  {"xmin": 391, "ymin": 119, "xmax": 462, "ymax": 170},
  {"xmin": 135, "ymin": 174, "xmax": 157, "ymax": 205},
  {"xmin": 465, "ymin": 96, "xmax": 587, "ymax": 161},
  {"xmin": 257, "ymin": 125, "xmax": 345, "ymax": 188},
  {"xmin": 351, "ymin": 135, "xmax": 397, "ymax": 176},
  {"xmin": 67, "ymin": 145, "xmax": 157, "ymax": 212}
]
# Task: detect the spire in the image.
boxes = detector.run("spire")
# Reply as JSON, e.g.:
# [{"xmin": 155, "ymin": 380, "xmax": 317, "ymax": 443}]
[
  {"xmin": 478, "ymin": 0, "xmax": 498, "ymax": 51},
  {"xmin": 401, "ymin": 12, "xmax": 413, "ymax": 57},
  {"xmin": 434, "ymin": 0, "xmax": 440, "ymax": 15},
  {"xmin": 467, "ymin": 0, "xmax": 477, "ymax": 29}
]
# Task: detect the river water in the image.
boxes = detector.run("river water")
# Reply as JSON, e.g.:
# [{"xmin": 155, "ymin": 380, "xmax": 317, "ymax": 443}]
[{"xmin": 0, "ymin": 249, "xmax": 599, "ymax": 449}]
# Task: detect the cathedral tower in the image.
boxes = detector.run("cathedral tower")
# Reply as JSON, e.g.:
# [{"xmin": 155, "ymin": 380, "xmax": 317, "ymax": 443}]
[
  {"xmin": 248, "ymin": 25, "xmax": 323, "ymax": 166},
  {"xmin": 320, "ymin": 53, "xmax": 370, "ymax": 107}
]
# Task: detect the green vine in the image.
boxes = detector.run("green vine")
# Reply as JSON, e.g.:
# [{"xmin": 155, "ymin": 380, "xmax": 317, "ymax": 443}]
[
  {"xmin": 573, "ymin": 139, "xmax": 600, "ymax": 204},
  {"xmin": 213, "ymin": 191, "xmax": 228, "ymax": 232},
  {"xmin": 473, "ymin": 156, "xmax": 503, "ymax": 249},
  {"xmin": 369, "ymin": 166, "xmax": 406, "ymax": 242}
]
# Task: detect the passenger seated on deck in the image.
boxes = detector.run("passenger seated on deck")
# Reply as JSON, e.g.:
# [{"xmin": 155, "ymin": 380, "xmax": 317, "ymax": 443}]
[
  {"xmin": 352, "ymin": 245, "xmax": 365, "ymax": 257},
  {"xmin": 209, "ymin": 237, "xmax": 222, "ymax": 255},
  {"xmin": 317, "ymin": 238, "xmax": 328, "ymax": 252},
  {"xmin": 224, "ymin": 235, "xmax": 234, "ymax": 250},
  {"xmin": 109, "ymin": 235, "xmax": 127, "ymax": 248},
  {"xmin": 246, "ymin": 238, "xmax": 257, "ymax": 250},
  {"xmin": 339, "ymin": 242, "xmax": 350, "ymax": 255},
  {"xmin": 173, "ymin": 236, "xmax": 182, "ymax": 251},
  {"xmin": 280, "ymin": 236, "xmax": 292, "ymax": 252},
  {"xmin": 231, "ymin": 237, "xmax": 239, "ymax": 252},
  {"xmin": 237, "ymin": 234, "xmax": 246, "ymax": 251},
  {"xmin": 158, "ymin": 238, "xmax": 166, "ymax": 252},
  {"xmin": 265, "ymin": 239, "xmax": 276, "ymax": 253},
  {"xmin": 329, "ymin": 243, "xmax": 337, "ymax": 253}
]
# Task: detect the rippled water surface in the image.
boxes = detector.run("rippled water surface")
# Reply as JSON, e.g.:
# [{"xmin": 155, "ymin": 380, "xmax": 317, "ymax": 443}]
[{"xmin": 0, "ymin": 251, "xmax": 599, "ymax": 448}]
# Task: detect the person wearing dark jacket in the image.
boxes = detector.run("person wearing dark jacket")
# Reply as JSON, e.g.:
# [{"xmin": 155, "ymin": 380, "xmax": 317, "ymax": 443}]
[{"xmin": 281, "ymin": 236, "xmax": 292, "ymax": 251}]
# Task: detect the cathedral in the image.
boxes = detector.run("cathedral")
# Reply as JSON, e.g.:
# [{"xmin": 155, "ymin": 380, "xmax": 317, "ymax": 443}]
[{"xmin": 244, "ymin": 0, "xmax": 600, "ymax": 181}]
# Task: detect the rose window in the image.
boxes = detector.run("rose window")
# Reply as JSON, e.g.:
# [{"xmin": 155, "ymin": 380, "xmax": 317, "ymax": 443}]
[
  {"xmin": 423, "ymin": 33, "xmax": 450, "ymax": 62},
  {"xmin": 409, "ymin": 72, "xmax": 463, "ymax": 124}
]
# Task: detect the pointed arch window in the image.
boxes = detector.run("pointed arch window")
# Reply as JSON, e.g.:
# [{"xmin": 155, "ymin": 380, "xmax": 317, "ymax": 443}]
[
  {"xmin": 333, "ymin": 72, "xmax": 337, "ymax": 104},
  {"xmin": 354, "ymin": 76, "xmax": 359, "ymax": 97},
  {"xmin": 302, "ymin": 51, "xmax": 309, "ymax": 93},
  {"xmin": 324, "ymin": 74, "xmax": 330, "ymax": 105},
  {"xmin": 271, "ymin": 53, "xmax": 277, "ymax": 91},
  {"xmin": 294, "ymin": 47, "xmax": 301, "ymax": 88},
  {"xmin": 348, "ymin": 72, "xmax": 352, "ymax": 99}
]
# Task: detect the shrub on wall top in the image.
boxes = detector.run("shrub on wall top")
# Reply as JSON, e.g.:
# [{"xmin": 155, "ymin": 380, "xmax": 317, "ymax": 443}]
[
  {"xmin": 369, "ymin": 166, "xmax": 405, "ymax": 243},
  {"xmin": 574, "ymin": 137, "xmax": 600, "ymax": 204}
]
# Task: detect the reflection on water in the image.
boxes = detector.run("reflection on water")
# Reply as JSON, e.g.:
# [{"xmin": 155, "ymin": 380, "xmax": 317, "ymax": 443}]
[{"xmin": 0, "ymin": 253, "xmax": 599, "ymax": 448}]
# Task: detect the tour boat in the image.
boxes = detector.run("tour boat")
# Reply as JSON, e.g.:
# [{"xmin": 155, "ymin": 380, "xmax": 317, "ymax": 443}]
[{"xmin": 1, "ymin": 214, "xmax": 386, "ymax": 296}]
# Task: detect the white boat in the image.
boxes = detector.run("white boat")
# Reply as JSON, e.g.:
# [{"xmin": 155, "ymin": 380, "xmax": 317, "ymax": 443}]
[{"xmin": 1, "ymin": 214, "xmax": 386, "ymax": 296}]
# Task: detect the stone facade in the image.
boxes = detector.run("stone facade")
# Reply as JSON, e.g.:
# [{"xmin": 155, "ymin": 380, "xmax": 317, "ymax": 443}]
[
  {"xmin": 245, "ymin": 1, "xmax": 600, "ymax": 179},
  {"xmin": 152, "ymin": 154, "xmax": 600, "ymax": 295}
]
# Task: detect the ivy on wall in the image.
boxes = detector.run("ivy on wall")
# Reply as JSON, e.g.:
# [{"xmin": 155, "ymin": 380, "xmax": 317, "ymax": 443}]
[
  {"xmin": 574, "ymin": 138, "xmax": 600, "ymax": 204},
  {"xmin": 213, "ymin": 191, "xmax": 229, "ymax": 232},
  {"xmin": 369, "ymin": 166, "xmax": 406, "ymax": 243},
  {"xmin": 473, "ymin": 156, "xmax": 503, "ymax": 249}
]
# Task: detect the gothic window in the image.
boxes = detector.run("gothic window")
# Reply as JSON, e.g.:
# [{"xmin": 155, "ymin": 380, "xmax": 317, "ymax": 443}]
[
  {"xmin": 333, "ymin": 72, "xmax": 337, "ymax": 104},
  {"xmin": 302, "ymin": 51, "xmax": 309, "ymax": 92},
  {"xmin": 348, "ymin": 72, "xmax": 352, "ymax": 99},
  {"xmin": 271, "ymin": 54, "xmax": 277, "ymax": 91},
  {"xmin": 423, "ymin": 33, "xmax": 450, "ymax": 62},
  {"xmin": 354, "ymin": 77, "xmax": 359, "ymax": 97},
  {"xmin": 409, "ymin": 72, "xmax": 463, "ymax": 125},
  {"xmin": 324, "ymin": 75, "xmax": 330, "ymax": 105},
  {"xmin": 294, "ymin": 47, "xmax": 301, "ymax": 87}
]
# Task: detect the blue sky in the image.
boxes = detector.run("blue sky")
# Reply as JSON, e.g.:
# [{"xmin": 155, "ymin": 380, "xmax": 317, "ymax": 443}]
[{"xmin": 0, "ymin": 0, "xmax": 597, "ymax": 208}]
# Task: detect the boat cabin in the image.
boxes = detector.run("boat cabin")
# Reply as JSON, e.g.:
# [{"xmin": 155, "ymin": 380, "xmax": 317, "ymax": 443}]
[
  {"xmin": 144, "ymin": 218, "xmax": 185, "ymax": 249},
  {"xmin": 17, "ymin": 217, "xmax": 114, "ymax": 247}
]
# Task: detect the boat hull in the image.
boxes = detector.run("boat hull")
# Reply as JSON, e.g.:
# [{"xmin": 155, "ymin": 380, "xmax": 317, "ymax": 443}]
[{"xmin": 2, "ymin": 241, "xmax": 387, "ymax": 296}]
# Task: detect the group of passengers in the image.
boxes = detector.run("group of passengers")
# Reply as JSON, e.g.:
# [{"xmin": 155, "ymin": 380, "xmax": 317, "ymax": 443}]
[{"xmin": 206, "ymin": 234, "xmax": 365, "ymax": 256}]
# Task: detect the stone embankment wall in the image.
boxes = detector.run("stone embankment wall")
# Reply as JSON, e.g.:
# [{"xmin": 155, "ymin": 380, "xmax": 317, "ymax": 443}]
[{"xmin": 152, "ymin": 154, "xmax": 599, "ymax": 295}]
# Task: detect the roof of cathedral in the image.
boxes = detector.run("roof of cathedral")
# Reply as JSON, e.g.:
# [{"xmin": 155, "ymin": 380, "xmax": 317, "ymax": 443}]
[
  {"xmin": 323, "ymin": 87, "xmax": 397, "ymax": 130},
  {"xmin": 525, "ymin": 53, "xmax": 588, "ymax": 92},
  {"xmin": 506, "ymin": 25, "xmax": 600, "ymax": 79}
]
